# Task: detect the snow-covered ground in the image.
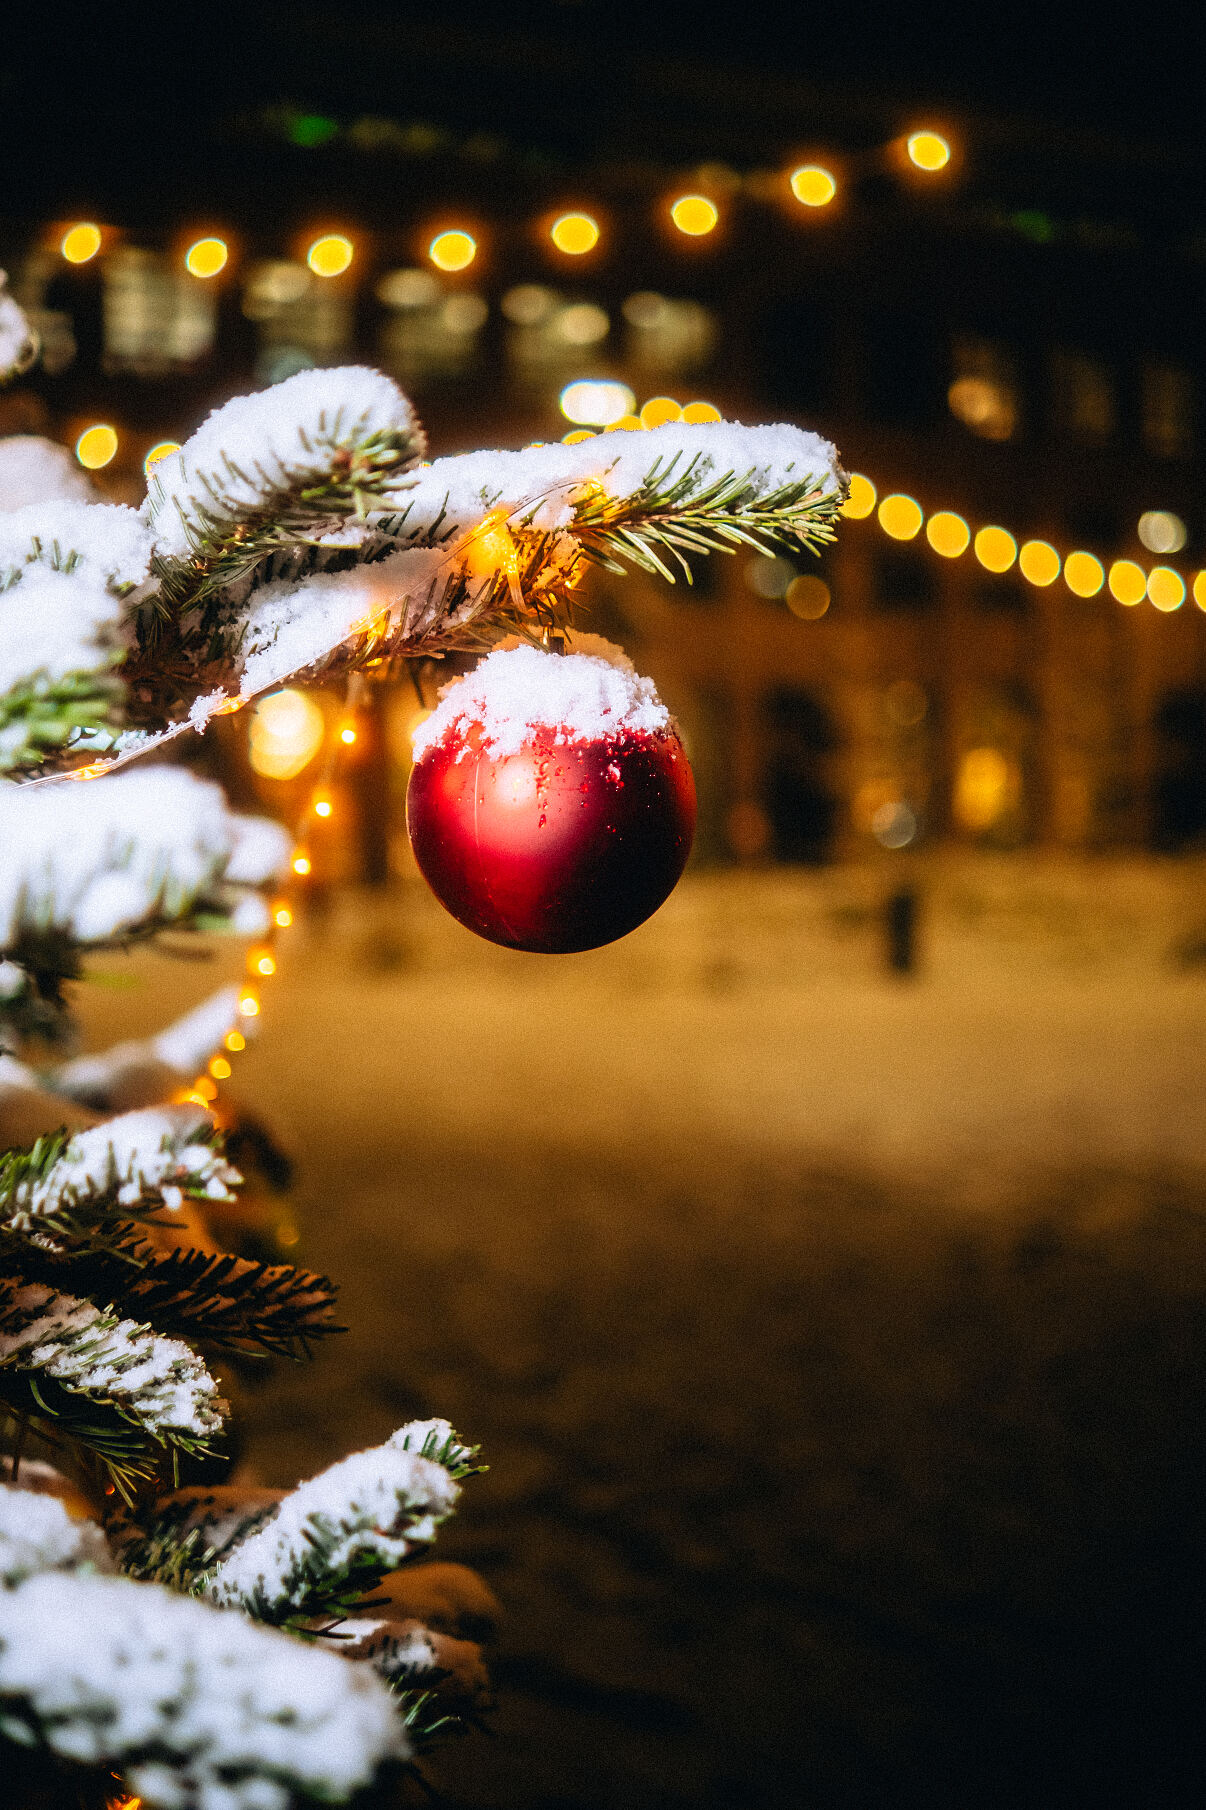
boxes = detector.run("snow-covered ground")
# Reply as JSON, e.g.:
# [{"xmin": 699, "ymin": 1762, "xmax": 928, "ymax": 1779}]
[{"xmin": 73, "ymin": 860, "xmax": 1206, "ymax": 1809}]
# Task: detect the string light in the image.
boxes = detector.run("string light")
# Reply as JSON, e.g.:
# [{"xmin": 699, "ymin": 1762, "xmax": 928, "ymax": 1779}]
[
  {"xmin": 639, "ymin": 396, "xmax": 682, "ymax": 428},
  {"xmin": 224, "ymin": 1029, "xmax": 246, "ymax": 1053},
  {"xmin": 790, "ymin": 165, "xmax": 837, "ymax": 207},
  {"xmin": 185, "ymin": 237, "xmax": 228, "ymax": 277},
  {"xmin": 428, "ymin": 230, "xmax": 476, "ymax": 271},
  {"xmin": 842, "ymin": 474, "xmax": 877, "ymax": 519},
  {"xmin": 907, "ymin": 131, "xmax": 951, "ymax": 171},
  {"xmin": 670, "ymin": 195, "xmax": 718, "ymax": 236},
  {"xmin": 973, "ymin": 526, "xmax": 1017, "ymax": 573},
  {"xmin": 75, "ymin": 425, "xmax": 118, "ymax": 469},
  {"xmin": 313, "ymin": 795, "xmax": 332, "ymax": 818},
  {"xmin": 291, "ymin": 850, "xmax": 311, "ymax": 876},
  {"xmin": 1148, "ymin": 566, "xmax": 1185, "ymax": 611},
  {"xmin": 1108, "ymin": 559, "xmax": 1147, "ymax": 605},
  {"xmin": 209, "ymin": 1056, "xmax": 232, "ymax": 1080},
  {"xmin": 307, "ymin": 234, "xmax": 354, "ymax": 276},
  {"xmin": 878, "ymin": 494, "xmax": 923, "ymax": 540},
  {"xmin": 62, "ymin": 222, "xmax": 102, "ymax": 262},
  {"xmin": 926, "ymin": 511, "xmax": 970, "ymax": 557},
  {"xmin": 1019, "ymin": 541, "xmax": 1061, "ymax": 586},
  {"xmin": 1063, "ymin": 552, "xmax": 1104, "ymax": 597},
  {"xmin": 550, "ymin": 213, "xmax": 599, "ymax": 254},
  {"xmin": 1195, "ymin": 573, "xmax": 1206, "ymax": 610}
]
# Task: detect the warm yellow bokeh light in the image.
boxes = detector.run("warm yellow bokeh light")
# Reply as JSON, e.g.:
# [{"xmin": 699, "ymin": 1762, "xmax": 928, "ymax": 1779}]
[
  {"xmin": 954, "ymin": 747, "xmax": 1013, "ymax": 831},
  {"xmin": 248, "ymin": 688, "xmax": 325, "ymax": 781},
  {"xmin": 681, "ymin": 400, "xmax": 722, "ymax": 424},
  {"xmin": 974, "ymin": 526, "xmax": 1017, "ymax": 573},
  {"xmin": 559, "ymin": 379, "xmax": 635, "ymax": 426},
  {"xmin": 61, "ymin": 223, "xmax": 101, "ymax": 263},
  {"xmin": 562, "ymin": 429, "xmax": 596, "ymax": 444},
  {"xmin": 785, "ymin": 575, "xmax": 831, "ymax": 619},
  {"xmin": 602, "ymin": 414, "xmax": 643, "ymax": 432},
  {"xmin": 550, "ymin": 213, "xmax": 600, "ymax": 254},
  {"xmin": 225, "ymin": 1029, "xmax": 247, "ymax": 1053},
  {"xmin": 143, "ymin": 441, "xmax": 181, "ymax": 476},
  {"xmin": 670, "ymin": 195, "xmax": 718, "ymax": 236},
  {"xmin": 291, "ymin": 851, "xmax": 312, "ymax": 876},
  {"xmin": 75, "ymin": 425, "xmax": 118, "ymax": 470},
  {"xmin": 307, "ymin": 234, "xmax": 354, "ymax": 277},
  {"xmin": 926, "ymin": 511, "xmax": 969, "ymax": 557},
  {"xmin": 789, "ymin": 165, "xmax": 837, "ymax": 207},
  {"xmin": 428, "ymin": 230, "xmax": 476, "ymax": 272},
  {"xmin": 314, "ymin": 796, "xmax": 333, "ymax": 818},
  {"xmin": 640, "ymin": 396, "xmax": 682, "ymax": 429},
  {"xmin": 907, "ymin": 131, "xmax": 951, "ymax": 171},
  {"xmin": 1194, "ymin": 572, "xmax": 1206, "ymax": 611},
  {"xmin": 239, "ymin": 991, "xmax": 261, "ymax": 1019},
  {"xmin": 339, "ymin": 724, "xmax": 357, "ymax": 744},
  {"xmin": 1019, "ymin": 540, "xmax": 1061, "ymax": 586},
  {"xmin": 843, "ymin": 473, "xmax": 877, "ymax": 519},
  {"xmin": 253, "ymin": 950, "xmax": 277, "ymax": 977},
  {"xmin": 273, "ymin": 904, "xmax": 293, "ymax": 928},
  {"xmin": 1147, "ymin": 566, "xmax": 1185, "ymax": 611},
  {"xmin": 1064, "ymin": 551, "xmax": 1105, "ymax": 597},
  {"xmin": 209, "ymin": 1056, "xmax": 232, "ymax": 1081},
  {"xmin": 185, "ymin": 237, "xmax": 228, "ymax": 278},
  {"xmin": 1108, "ymin": 559, "xmax": 1147, "ymax": 606},
  {"xmin": 878, "ymin": 493, "xmax": 923, "ymax": 541}
]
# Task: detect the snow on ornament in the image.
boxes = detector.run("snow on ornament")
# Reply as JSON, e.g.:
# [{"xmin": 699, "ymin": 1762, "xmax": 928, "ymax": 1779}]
[{"xmin": 407, "ymin": 639, "xmax": 696, "ymax": 953}]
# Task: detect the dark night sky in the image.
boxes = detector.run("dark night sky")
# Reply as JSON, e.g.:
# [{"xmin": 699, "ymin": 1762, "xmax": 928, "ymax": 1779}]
[{"xmin": 3, "ymin": 0, "xmax": 1204, "ymax": 214}]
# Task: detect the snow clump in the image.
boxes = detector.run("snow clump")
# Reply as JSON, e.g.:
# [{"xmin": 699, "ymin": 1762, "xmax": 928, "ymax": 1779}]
[{"xmin": 0, "ymin": 1484, "xmax": 113, "ymax": 1587}]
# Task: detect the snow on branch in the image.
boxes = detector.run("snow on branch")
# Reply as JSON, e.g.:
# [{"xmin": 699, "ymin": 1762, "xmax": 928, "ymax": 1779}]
[
  {"xmin": 229, "ymin": 416, "xmax": 845, "ymax": 698},
  {"xmin": 0, "ymin": 499, "xmax": 153, "ymax": 597},
  {"xmin": 202, "ymin": 1420, "xmax": 470, "ymax": 1622},
  {"xmin": 0, "ymin": 1276, "xmax": 226, "ymax": 1454},
  {"xmin": 0, "ymin": 438, "xmax": 94, "ymax": 514},
  {"xmin": 0, "ymin": 1482, "xmax": 112, "ymax": 1587},
  {"xmin": 148, "ymin": 365, "xmax": 426, "ymax": 605},
  {"xmin": 0, "ymin": 1569, "xmax": 407, "ymax": 1806},
  {"xmin": 0, "ymin": 766, "xmax": 289, "ymax": 964}
]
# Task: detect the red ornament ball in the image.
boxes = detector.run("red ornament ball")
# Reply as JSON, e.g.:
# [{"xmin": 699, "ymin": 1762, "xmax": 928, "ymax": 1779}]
[{"xmin": 406, "ymin": 652, "xmax": 696, "ymax": 954}]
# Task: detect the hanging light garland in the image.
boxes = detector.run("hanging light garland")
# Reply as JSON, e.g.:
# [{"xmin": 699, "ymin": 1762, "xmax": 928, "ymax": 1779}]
[{"xmin": 841, "ymin": 473, "xmax": 1204, "ymax": 614}]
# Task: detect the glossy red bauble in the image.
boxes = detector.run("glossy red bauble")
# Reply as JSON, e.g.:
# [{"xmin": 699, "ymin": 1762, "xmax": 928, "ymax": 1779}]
[{"xmin": 407, "ymin": 724, "xmax": 696, "ymax": 953}]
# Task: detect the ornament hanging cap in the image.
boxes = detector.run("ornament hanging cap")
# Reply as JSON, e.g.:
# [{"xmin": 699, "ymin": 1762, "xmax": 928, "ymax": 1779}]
[{"xmin": 411, "ymin": 635, "xmax": 673, "ymax": 761}]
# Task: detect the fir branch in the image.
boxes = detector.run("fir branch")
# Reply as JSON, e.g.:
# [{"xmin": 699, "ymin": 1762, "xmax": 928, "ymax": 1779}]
[
  {"xmin": 0, "ymin": 667, "xmax": 125, "ymax": 775},
  {"xmin": 569, "ymin": 453, "xmax": 845, "ymax": 582}
]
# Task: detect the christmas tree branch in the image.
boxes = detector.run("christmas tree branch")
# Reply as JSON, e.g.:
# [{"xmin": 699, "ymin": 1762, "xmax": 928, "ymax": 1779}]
[{"xmin": 201, "ymin": 1420, "xmax": 479, "ymax": 1626}]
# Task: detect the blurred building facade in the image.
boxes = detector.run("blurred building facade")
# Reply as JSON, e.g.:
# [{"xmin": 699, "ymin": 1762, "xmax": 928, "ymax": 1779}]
[{"xmin": 4, "ymin": 68, "xmax": 1205, "ymax": 865}]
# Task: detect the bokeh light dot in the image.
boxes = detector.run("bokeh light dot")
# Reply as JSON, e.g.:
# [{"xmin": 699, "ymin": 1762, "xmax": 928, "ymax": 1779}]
[
  {"xmin": 785, "ymin": 575, "xmax": 831, "ymax": 619},
  {"xmin": 1064, "ymin": 551, "xmax": 1105, "ymax": 597},
  {"xmin": 1147, "ymin": 566, "xmax": 1185, "ymax": 611},
  {"xmin": 842, "ymin": 473, "xmax": 877, "ymax": 519},
  {"xmin": 974, "ymin": 526, "xmax": 1017, "ymax": 573},
  {"xmin": 670, "ymin": 195, "xmax": 719, "ymax": 236},
  {"xmin": 61, "ymin": 223, "xmax": 102, "ymax": 263},
  {"xmin": 307, "ymin": 234, "xmax": 354, "ymax": 277},
  {"xmin": 1194, "ymin": 572, "xmax": 1206, "ymax": 611},
  {"xmin": 878, "ymin": 493, "xmax": 923, "ymax": 541},
  {"xmin": 907, "ymin": 131, "xmax": 951, "ymax": 170},
  {"xmin": 681, "ymin": 400, "xmax": 722, "ymax": 423},
  {"xmin": 640, "ymin": 396, "xmax": 682, "ymax": 429},
  {"xmin": 1108, "ymin": 559, "xmax": 1147, "ymax": 605},
  {"xmin": 143, "ymin": 441, "xmax": 181, "ymax": 477},
  {"xmin": 1019, "ymin": 541, "xmax": 1061, "ymax": 586},
  {"xmin": 185, "ymin": 237, "xmax": 228, "ymax": 278},
  {"xmin": 789, "ymin": 165, "xmax": 837, "ymax": 207},
  {"xmin": 75, "ymin": 425, "xmax": 118, "ymax": 470},
  {"xmin": 926, "ymin": 511, "xmax": 970, "ymax": 557},
  {"xmin": 428, "ymin": 230, "xmax": 477, "ymax": 272},
  {"xmin": 550, "ymin": 213, "xmax": 600, "ymax": 254}
]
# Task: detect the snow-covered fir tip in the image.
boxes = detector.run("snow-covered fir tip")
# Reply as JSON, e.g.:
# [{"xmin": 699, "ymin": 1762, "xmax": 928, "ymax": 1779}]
[
  {"xmin": 2, "ymin": 1105, "xmax": 240, "ymax": 1231},
  {"xmin": 0, "ymin": 499, "xmax": 154, "ymax": 595},
  {"xmin": 0, "ymin": 1483, "xmax": 112, "ymax": 1587},
  {"xmin": 387, "ymin": 1415, "xmax": 480, "ymax": 1474},
  {"xmin": 148, "ymin": 364, "xmax": 424, "ymax": 561},
  {"xmin": 0, "ymin": 437, "xmax": 94, "ymax": 514},
  {"xmin": 229, "ymin": 417, "xmax": 840, "ymax": 699},
  {"xmin": 0, "ymin": 1570, "xmax": 407, "ymax": 1807},
  {"xmin": 413, "ymin": 637, "xmax": 671, "ymax": 761},
  {"xmin": 0, "ymin": 766, "xmax": 289, "ymax": 950},
  {"xmin": 0, "ymin": 1279, "xmax": 225, "ymax": 1441},
  {"xmin": 204, "ymin": 1431, "xmax": 463, "ymax": 1614},
  {"xmin": 49, "ymin": 986, "xmax": 249, "ymax": 1109},
  {"xmin": 335, "ymin": 1616, "xmax": 442, "ymax": 1683},
  {"xmin": 0, "ymin": 567, "xmax": 124, "ymax": 699}
]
